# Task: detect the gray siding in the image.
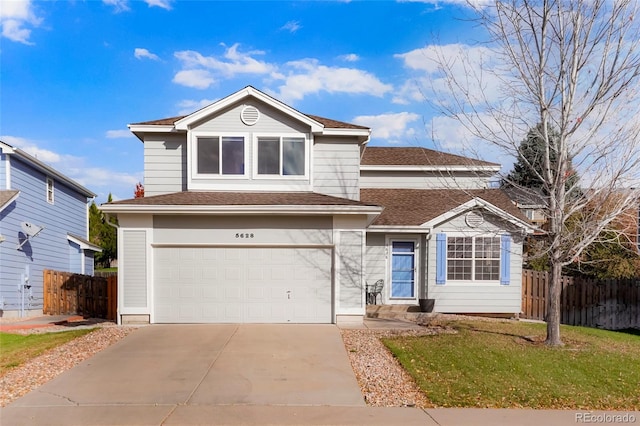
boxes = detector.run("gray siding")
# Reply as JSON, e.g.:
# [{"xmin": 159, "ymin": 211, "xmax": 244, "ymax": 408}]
[
  {"xmin": 192, "ymin": 101, "xmax": 309, "ymax": 134},
  {"xmin": 360, "ymin": 170, "xmax": 494, "ymax": 190},
  {"xmin": 426, "ymin": 212, "xmax": 524, "ymax": 314},
  {"xmin": 122, "ymin": 230, "xmax": 147, "ymax": 308},
  {"xmin": 0, "ymin": 157, "xmax": 90, "ymax": 314},
  {"xmin": 365, "ymin": 233, "xmax": 386, "ymax": 286},
  {"xmin": 338, "ymin": 231, "xmax": 364, "ymax": 310},
  {"xmin": 153, "ymin": 215, "xmax": 333, "ymax": 246},
  {"xmin": 313, "ymin": 137, "xmax": 360, "ymax": 200},
  {"xmin": 144, "ymin": 134, "xmax": 186, "ymax": 197}
]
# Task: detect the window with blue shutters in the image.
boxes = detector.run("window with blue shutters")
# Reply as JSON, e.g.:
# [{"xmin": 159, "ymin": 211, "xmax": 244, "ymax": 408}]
[{"xmin": 436, "ymin": 233, "xmax": 511, "ymax": 284}]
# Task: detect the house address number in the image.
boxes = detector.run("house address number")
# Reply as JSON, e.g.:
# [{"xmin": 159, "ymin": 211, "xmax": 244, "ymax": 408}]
[{"xmin": 235, "ymin": 233, "xmax": 255, "ymax": 239}]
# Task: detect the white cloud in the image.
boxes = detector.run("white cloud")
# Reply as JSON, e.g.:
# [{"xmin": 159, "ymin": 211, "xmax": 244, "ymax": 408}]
[
  {"xmin": 281, "ymin": 20, "xmax": 301, "ymax": 33},
  {"xmin": 1, "ymin": 135, "xmax": 65, "ymax": 163},
  {"xmin": 102, "ymin": 0, "xmax": 130, "ymax": 13},
  {"xmin": 352, "ymin": 112, "xmax": 420, "ymax": 142},
  {"xmin": 338, "ymin": 53, "xmax": 360, "ymax": 62},
  {"xmin": 273, "ymin": 59, "xmax": 392, "ymax": 103},
  {"xmin": 105, "ymin": 129, "xmax": 133, "ymax": 139},
  {"xmin": 394, "ymin": 43, "xmax": 502, "ymax": 106},
  {"xmin": 134, "ymin": 47, "xmax": 160, "ymax": 61},
  {"xmin": 177, "ymin": 98, "xmax": 217, "ymax": 115},
  {"xmin": 144, "ymin": 0, "xmax": 172, "ymax": 10},
  {"xmin": 172, "ymin": 69, "xmax": 215, "ymax": 89},
  {"xmin": 173, "ymin": 44, "xmax": 275, "ymax": 89},
  {"xmin": 0, "ymin": 0, "xmax": 42, "ymax": 45}
]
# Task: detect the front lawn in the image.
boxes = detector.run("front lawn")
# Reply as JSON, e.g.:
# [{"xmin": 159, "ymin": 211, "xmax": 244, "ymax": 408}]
[
  {"xmin": 0, "ymin": 329, "xmax": 95, "ymax": 376},
  {"xmin": 383, "ymin": 320, "xmax": 640, "ymax": 409}
]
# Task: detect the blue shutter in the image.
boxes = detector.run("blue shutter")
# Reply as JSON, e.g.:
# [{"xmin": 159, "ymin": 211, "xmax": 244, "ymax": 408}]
[
  {"xmin": 500, "ymin": 234, "xmax": 511, "ymax": 285},
  {"xmin": 436, "ymin": 233, "xmax": 446, "ymax": 285}
]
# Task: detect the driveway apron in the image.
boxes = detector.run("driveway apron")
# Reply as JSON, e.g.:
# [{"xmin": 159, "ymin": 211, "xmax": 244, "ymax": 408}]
[{"xmin": 8, "ymin": 324, "xmax": 365, "ymax": 408}]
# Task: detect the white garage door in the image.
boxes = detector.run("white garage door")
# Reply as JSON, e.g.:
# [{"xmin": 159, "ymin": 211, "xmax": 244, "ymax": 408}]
[{"xmin": 154, "ymin": 247, "xmax": 333, "ymax": 323}]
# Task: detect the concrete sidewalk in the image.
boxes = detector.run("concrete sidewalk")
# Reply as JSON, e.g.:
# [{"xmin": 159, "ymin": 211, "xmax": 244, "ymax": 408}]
[
  {"xmin": 0, "ymin": 314, "xmax": 87, "ymax": 332},
  {"xmin": 2, "ymin": 405, "xmax": 637, "ymax": 425}
]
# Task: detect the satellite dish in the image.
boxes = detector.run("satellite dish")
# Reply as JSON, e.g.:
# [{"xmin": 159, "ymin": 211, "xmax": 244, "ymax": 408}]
[
  {"xmin": 21, "ymin": 222, "xmax": 44, "ymax": 238},
  {"xmin": 17, "ymin": 222, "xmax": 44, "ymax": 250}
]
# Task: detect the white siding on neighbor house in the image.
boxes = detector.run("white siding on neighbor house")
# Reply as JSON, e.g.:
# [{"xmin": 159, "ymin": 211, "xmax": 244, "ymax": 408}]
[
  {"xmin": 426, "ymin": 211, "xmax": 524, "ymax": 314},
  {"xmin": 337, "ymin": 231, "xmax": 364, "ymax": 310},
  {"xmin": 314, "ymin": 138, "xmax": 361, "ymax": 200},
  {"xmin": 121, "ymin": 230, "xmax": 147, "ymax": 308},
  {"xmin": 0, "ymin": 153, "xmax": 6, "ymax": 189},
  {"xmin": 360, "ymin": 171, "xmax": 494, "ymax": 190},
  {"xmin": 0, "ymin": 157, "xmax": 90, "ymax": 314},
  {"xmin": 143, "ymin": 134, "xmax": 186, "ymax": 197}
]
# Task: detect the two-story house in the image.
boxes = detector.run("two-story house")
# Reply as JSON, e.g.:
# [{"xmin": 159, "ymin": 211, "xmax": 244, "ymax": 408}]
[
  {"xmin": 101, "ymin": 86, "xmax": 534, "ymax": 325},
  {"xmin": 0, "ymin": 141, "xmax": 101, "ymax": 318}
]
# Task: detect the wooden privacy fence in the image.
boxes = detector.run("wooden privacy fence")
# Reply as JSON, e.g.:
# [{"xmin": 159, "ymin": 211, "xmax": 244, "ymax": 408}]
[
  {"xmin": 522, "ymin": 269, "xmax": 640, "ymax": 330},
  {"xmin": 43, "ymin": 270, "xmax": 117, "ymax": 320}
]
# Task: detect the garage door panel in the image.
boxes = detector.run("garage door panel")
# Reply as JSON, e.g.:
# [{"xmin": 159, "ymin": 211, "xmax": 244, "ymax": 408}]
[{"xmin": 154, "ymin": 247, "xmax": 332, "ymax": 323}]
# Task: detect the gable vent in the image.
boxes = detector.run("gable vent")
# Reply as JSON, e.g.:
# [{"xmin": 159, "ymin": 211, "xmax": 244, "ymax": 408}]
[{"xmin": 241, "ymin": 105, "xmax": 260, "ymax": 126}]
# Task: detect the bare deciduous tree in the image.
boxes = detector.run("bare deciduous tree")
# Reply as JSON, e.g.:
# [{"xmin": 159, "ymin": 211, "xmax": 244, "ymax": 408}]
[{"xmin": 429, "ymin": 0, "xmax": 640, "ymax": 345}]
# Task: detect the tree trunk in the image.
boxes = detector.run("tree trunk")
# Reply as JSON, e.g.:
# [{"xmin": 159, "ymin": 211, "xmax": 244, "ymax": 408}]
[{"xmin": 545, "ymin": 261, "xmax": 564, "ymax": 346}]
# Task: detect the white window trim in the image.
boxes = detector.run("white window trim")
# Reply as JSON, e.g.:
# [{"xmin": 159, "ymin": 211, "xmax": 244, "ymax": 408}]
[
  {"xmin": 46, "ymin": 177, "xmax": 54, "ymax": 204},
  {"xmin": 386, "ymin": 236, "xmax": 419, "ymax": 301},
  {"xmin": 445, "ymin": 233, "xmax": 501, "ymax": 285},
  {"xmin": 189, "ymin": 131, "xmax": 250, "ymax": 182},
  {"xmin": 252, "ymin": 133, "xmax": 310, "ymax": 181}
]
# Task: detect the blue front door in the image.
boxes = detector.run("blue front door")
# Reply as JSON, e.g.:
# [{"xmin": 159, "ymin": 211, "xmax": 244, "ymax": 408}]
[{"xmin": 391, "ymin": 241, "xmax": 416, "ymax": 298}]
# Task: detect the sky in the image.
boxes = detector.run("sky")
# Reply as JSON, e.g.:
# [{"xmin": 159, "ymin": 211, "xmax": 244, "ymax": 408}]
[{"xmin": 1, "ymin": 0, "xmax": 499, "ymax": 204}]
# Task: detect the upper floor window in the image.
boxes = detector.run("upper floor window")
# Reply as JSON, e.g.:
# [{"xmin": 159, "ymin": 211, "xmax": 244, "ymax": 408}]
[
  {"xmin": 256, "ymin": 136, "xmax": 305, "ymax": 176},
  {"xmin": 46, "ymin": 177, "xmax": 54, "ymax": 204},
  {"xmin": 447, "ymin": 236, "xmax": 500, "ymax": 281},
  {"xmin": 196, "ymin": 136, "xmax": 245, "ymax": 175}
]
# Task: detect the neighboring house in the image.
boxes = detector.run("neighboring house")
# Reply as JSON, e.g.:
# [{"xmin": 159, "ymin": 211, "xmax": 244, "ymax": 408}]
[
  {"xmin": 502, "ymin": 186, "xmax": 547, "ymax": 229},
  {"xmin": 0, "ymin": 141, "xmax": 101, "ymax": 318},
  {"xmin": 101, "ymin": 86, "xmax": 535, "ymax": 325}
]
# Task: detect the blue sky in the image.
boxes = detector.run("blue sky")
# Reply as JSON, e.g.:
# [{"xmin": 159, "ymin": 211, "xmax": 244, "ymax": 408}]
[{"xmin": 1, "ymin": 0, "xmax": 495, "ymax": 204}]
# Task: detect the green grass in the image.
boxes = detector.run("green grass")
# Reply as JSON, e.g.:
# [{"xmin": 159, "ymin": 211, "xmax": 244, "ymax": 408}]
[
  {"xmin": 0, "ymin": 329, "xmax": 95, "ymax": 376},
  {"xmin": 382, "ymin": 321, "xmax": 640, "ymax": 409},
  {"xmin": 95, "ymin": 267, "xmax": 117, "ymax": 272}
]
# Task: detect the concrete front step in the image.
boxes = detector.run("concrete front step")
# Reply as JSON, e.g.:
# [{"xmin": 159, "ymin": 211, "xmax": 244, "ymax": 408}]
[{"xmin": 366, "ymin": 305, "xmax": 440, "ymax": 325}]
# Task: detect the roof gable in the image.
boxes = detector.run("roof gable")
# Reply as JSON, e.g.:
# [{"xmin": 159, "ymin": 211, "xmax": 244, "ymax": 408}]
[
  {"xmin": 128, "ymin": 87, "xmax": 370, "ymax": 141},
  {"xmin": 360, "ymin": 188, "xmax": 533, "ymax": 231}
]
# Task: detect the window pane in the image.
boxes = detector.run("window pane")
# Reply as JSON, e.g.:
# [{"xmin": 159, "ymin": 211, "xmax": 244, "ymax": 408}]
[
  {"xmin": 475, "ymin": 260, "xmax": 500, "ymax": 280},
  {"xmin": 283, "ymin": 138, "xmax": 305, "ymax": 175},
  {"xmin": 447, "ymin": 237, "xmax": 472, "ymax": 259},
  {"xmin": 475, "ymin": 237, "xmax": 500, "ymax": 259},
  {"xmin": 197, "ymin": 137, "xmax": 219, "ymax": 174},
  {"xmin": 448, "ymin": 260, "xmax": 472, "ymax": 280},
  {"xmin": 221, "ymin": 136, "xmax": 244, "ymax": 175},
  {"xmin": 393, "ymin": 241, "xmax": 415, "ymax": 253},
  {"xmin": 258, "ymin": 137, "xmax": 280, "ymax": 174}
]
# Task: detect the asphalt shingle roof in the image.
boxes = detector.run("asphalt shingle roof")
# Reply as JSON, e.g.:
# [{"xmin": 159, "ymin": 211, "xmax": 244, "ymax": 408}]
[
  {"xmin": 131, "ymin": 114, "xmax": 368, "ymax": 130},
  {"xmin": 0, "ymin": 190, "xmax": 19, "ymax": 210},
  {"xmin": 106, "ymin": 191, "xmax": 379, "ymax": 207},
  {"xmin": 361, "ymin": 147, "xmax": 500, "ymax": 167},
  {"xmin": 360, "ymin": 188, "xmax": 526, "ymax": 226}
]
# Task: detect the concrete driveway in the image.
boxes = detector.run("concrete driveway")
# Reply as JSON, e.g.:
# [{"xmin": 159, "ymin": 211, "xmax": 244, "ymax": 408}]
[{"xmin": 10, "ymin": 324, "xmax": 364, "ymax": 407}]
